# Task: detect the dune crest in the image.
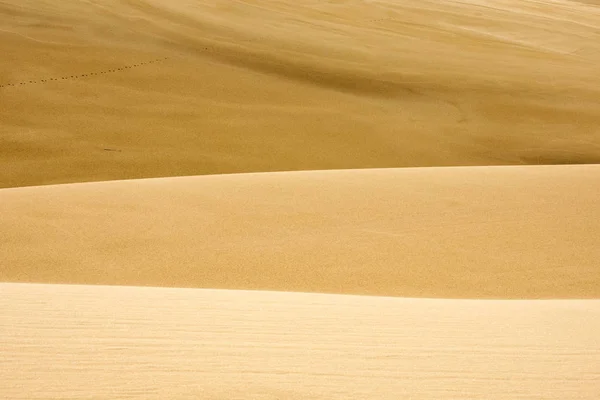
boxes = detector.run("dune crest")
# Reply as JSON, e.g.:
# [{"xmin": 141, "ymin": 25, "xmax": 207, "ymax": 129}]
[{"xmin": 2, "ymin": 165, "xmax": 599, "ymax": 298}]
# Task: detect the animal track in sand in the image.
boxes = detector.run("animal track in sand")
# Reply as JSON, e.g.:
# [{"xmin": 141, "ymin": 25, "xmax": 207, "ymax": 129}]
[
  {"xmin": 365, "ymin": 17, "xmax": 394, "ymax": 23},
  {"xmin": 0, "ymin": 57, "xmax": 170, "ymax": 89}
]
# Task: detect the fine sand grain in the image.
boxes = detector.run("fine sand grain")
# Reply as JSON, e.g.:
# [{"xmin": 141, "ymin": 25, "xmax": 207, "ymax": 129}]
[
  {"xmin": 2, "ymin": 1, "xmax": 600, "ymax": 398},
  {"xmin": 1, "ymin": 165, "xmax": 599, "ymax": 298},
  {"xmin": 2, "ymin": 0, "xmax": 600, "ymax": 187},
  {"xmin": 1, "ymin": 283, "xmax": 599, "ymax": 400}
]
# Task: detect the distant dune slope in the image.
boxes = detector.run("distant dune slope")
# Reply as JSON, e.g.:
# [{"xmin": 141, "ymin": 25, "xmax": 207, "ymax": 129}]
[
  {"xmin": 2, "ymin": 166, "xmax": 599, "ymax": 298},
  {"xmin": 2, "ymin": 0, "xmax": 600, "ymax": 187},
  {"xmin": 2, "ymin": 283, "xmax": 599, "ymax": 399}
]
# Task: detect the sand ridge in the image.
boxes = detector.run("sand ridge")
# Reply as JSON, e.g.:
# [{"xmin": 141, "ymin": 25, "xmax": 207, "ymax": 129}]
[{"xmin": 2, "ymin": 165, "xmax": 599, "ymax": 299}]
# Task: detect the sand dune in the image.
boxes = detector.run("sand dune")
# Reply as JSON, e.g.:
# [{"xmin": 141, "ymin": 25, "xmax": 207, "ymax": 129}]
[
  {"xmin": 2, "ymin": 283, "xmax": 599, "ymax": 400},
  {"xmin": 2, "ymin": 1, "xmax": 600, "ymax": 398},
  {"xmin": 2, "ymin": 165, "xmax": 599, "ymax": 298},
  {"xmin": 2, "ymin": 0, "xmax": 600, "ymax": 187}
]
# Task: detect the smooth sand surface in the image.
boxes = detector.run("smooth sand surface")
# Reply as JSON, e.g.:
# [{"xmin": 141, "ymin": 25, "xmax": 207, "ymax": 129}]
[
  {"xmin": 2, "ymin": 165, "xmax": 599, "ymax": 298},
  {"xmin": 2, "ymin": 1, "xmax": 600, "ymax": 398},
  {"xmin": 2, "ymin": 283, "xmax": 600, "ymax": 400},
  {"xmin": 2, "ymin": 0, "xmax": 600, "ymax": 187}
]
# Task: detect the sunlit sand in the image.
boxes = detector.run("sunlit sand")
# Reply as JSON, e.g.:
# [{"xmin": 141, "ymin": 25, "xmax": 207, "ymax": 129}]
[
  {"xmin": 2, "ymin": 165, "xmax": 599, "ymax": 298},
  {"xmin": 2, "ymin": 283, "xmax": 600, "ymax": 400},
  {"xmin": 2, "ymin": 0, "xmax": 599, "ymax": 398}
]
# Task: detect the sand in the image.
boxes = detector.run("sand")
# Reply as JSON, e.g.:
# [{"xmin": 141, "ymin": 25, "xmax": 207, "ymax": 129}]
[
  {"xmin": 2, "ymin": 165, "xmax": 600, "ymax": 298},
  {"xmin": 2, "ymin": 0, "xmax": 600, "ymax": 398},
  {"xmin": 2, "ymin": 0, "xmax": 600, "ymax": 187},
  {"xmin": 2, "ymin": 283, "xmax": 600, "ymax": 400}
]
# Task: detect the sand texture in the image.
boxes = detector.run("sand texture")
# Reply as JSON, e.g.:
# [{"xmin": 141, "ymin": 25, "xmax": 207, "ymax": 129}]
[
  {"xmin": 2, "ymin": 0, "xmax": 600, "ymax": 187},
  {"xmin": 2, "ymin": 0, "xmax": 600, "ymax": 399},
  {"xmin": 2, "ymin": 165, "xmax": 600, "ymax": 298},
  {"xmin": 2, "ymin": 283, "xmax": 600, "ymax": 400}
]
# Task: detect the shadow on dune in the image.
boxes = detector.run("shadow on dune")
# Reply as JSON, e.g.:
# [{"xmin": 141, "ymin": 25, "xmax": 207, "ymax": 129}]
[
  {"xmin": 124, "ymin": 0, "xmax": 420, "ymax": 98},
  {"xmin": 519, "ymin": 151, "xmax": 600, "ymax": 165}
]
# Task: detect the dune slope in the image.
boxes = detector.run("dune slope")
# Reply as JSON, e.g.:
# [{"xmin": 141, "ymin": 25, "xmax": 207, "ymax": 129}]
[
  {"xmin": 2, "ymin": 0, "xmax": 600, "ymax": 187},
  {"xmin": 1, "ymin": 165, "xmax": 599, "ymax": 298},
  {"xmin": 3, "ymin": 1, "xmax": 600, "ymax": 398},
  {"xmin": 2, "ymin": 283, "xmax": 599, "ymax": 400}
]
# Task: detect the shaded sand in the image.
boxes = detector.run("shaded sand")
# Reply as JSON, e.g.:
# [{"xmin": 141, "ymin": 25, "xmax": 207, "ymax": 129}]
[
  {"xmin": 1, "ymin": 283, "xmax": 599, "ymax": 400},
  {"xmin": 3, "ymin": 0, "xmax": 600, "ymax": 187},
  {"xmin": 2, "ymin": 165, "xmax": 599, "ymax": 298}
]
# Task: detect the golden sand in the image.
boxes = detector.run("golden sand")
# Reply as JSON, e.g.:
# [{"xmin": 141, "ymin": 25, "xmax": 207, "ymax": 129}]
[
  {"xmin": 2, "ymin": 165, "xmax": 599, "ymax": 298},
  {"xmin": 2, "ymin": 1, "xmax": 600, "ymax": 398},
  {"xmin": 2, "ymin": 0, "xmax": 600, "ymax": 187}
]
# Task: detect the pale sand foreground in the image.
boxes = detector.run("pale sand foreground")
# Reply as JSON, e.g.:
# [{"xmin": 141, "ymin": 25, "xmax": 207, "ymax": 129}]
[
  {"xmin": 3, "ymin": 0, "xmax": 600, "ymax": 187},
  {"xmin": 2, "ymin": 165, "xmax": 599, "ymax": 298},
  {"xmin": 1, "ymin": 283, "xmax": 599, "ymax": 400}
]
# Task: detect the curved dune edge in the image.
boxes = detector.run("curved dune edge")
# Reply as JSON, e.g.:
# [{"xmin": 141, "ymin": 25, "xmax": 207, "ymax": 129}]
[
  {"xmin": 1, "ymin": 165, "xmax": 599, "ymax": 299},
  {"xmin": 2, "ymin": 283, "xmax": 600, "ymax": 399}
]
